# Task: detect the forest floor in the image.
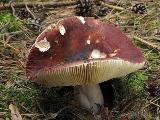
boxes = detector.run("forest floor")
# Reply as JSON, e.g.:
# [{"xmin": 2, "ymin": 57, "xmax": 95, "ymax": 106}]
[{"xmin": 0, "ymin": 0, "xmax": 160, "ymax": 120}]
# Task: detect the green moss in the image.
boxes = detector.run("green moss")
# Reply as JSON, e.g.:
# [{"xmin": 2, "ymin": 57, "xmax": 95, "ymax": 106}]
[
  {"xmin": 0, "ymin": 12, "xmax": 23, "ymax": 32},
  {"xmin": 0, "ymin": 73, "xmax": 38, "ymax": 113},
  {"xmin": 133, "ymin": 39, "xmax": 160, "ymax": 77},
  {"xmin": 121, "ymin": 72, "xmax": 148, "ymax": 97}
]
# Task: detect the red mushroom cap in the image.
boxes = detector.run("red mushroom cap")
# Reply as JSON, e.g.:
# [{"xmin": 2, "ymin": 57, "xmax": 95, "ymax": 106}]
[{"xmin": 26, "ymin": 16, "xmax": 145, "ymax": 86}]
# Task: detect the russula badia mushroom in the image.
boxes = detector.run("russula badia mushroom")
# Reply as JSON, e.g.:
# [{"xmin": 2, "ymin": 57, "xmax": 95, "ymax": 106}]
[{"xmin": 26, "ymin": 16, "xmax": 145, "ymax": 114}]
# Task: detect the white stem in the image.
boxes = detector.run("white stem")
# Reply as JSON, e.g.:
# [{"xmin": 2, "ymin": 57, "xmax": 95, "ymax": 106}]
[{"xmin": 75, "ymin": 84, "xmax": 104, "ymax": 114}]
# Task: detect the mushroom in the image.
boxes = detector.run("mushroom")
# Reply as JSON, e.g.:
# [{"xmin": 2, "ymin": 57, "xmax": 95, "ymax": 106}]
[{"xmin": 26, "ymin": 16, "xmax": 145, "ymax": 114}]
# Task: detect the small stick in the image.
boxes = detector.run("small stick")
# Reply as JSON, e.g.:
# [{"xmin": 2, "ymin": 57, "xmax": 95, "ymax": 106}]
[
  {"xmin": 44, "ymin": 106, "xmax": 70, "ymax": 120},
  {"xmin": 0, "ymin": 108, "xmax": 9, "ymax": 111},
  {"xmin": 144, "ymin": 97, "xmax": 160, "ymax": 108},
  {"xmin": 0, "ymin": 1, "xmax": 77, "ymax": 11},
  {"xmin": 0, "ymin": 31, "xmax": 22, "ymax": 36},
  {"xmin": 0, "ymin": 21, "xmax": 10, "ymax": 32},
  {"xmin": 25, "ymin": 4, "xmax": 36, "ymax": 19},
  {"xmin": 150, "ymin": 102, "xmax": 160, "ymax": 108},
  {"xmin": 21, "ymin": 113, "xmax": 43, "ymax": 117},
  {"xmin": 133, "ymin": 36, "xmax": 160, "ymax": 51},
  {"xmin": 9, "ymin": 0, "xmax": 17, "ymax": 18},
  {"xmin": 0, "ymin": 41, "xmax": 20, "ymax": 53},
  {"xmin": 143, "ymin": 36, "xmax": 160, "ymax": 41},
  {"xmin": 17, "ymin": 59, "xmax": 26, "ymax": 70},
  {"xmin": 104, "ymin": 3, "xmax": 124, "ymax": 11}
]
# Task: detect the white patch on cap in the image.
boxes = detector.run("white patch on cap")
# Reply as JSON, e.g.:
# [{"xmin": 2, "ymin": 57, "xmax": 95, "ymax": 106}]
[
  {"xmin": 109, "ymin": 53, "xmax": 117, "ymax": 57},
  {"xmin": 114, "ymin": 49, "xmax": 120, "ymax": 53},
  {"xmin": 90, "ymin": 49, "xmax": 106, "ymax": 59},
  {"xmin": 86, "ymin": 36, "xmax": 91, "ymax": 44},
  {"xmin": 95, "ymin": 39, "xmax": 100, "ymax": 43},
  {"xmin": 109, "ymin": 49, "xmax": 120, "ymax": 57},
  {"xmin": 58, "ymin": 25, "xmax": 66, "ymax": 35},
  {"xmin": 86, "ymin": 40, "xmax": 91, "ymax": 44},
  {"xmin": 54, "ymin": 39, "xmax": 59, "ymax": 44},
  {"xmin": 35, "ymin": 37, "xmax": 50, "ymax": 52},
  {"xmin": 77, "ymin": 16, "xmax": 86, "ymax": 24}
]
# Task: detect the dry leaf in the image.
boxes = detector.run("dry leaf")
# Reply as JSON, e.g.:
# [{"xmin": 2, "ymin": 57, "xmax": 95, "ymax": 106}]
[
  {"xmin": 9, "ymin": 104, "xmax": 23, "ymax": 120},
  {"xmin": 0, "ymin": 112, "xmax": 6, "ymax": 119},
  {"xmin": 5, "ymin": 80, "xmax": 14, "ymax": 88}
]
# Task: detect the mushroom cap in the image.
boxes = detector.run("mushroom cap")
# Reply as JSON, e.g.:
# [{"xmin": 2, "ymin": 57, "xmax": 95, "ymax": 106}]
[{"xmin": 26, "ymin": 17, "xmax": 145, "ymax": 87}]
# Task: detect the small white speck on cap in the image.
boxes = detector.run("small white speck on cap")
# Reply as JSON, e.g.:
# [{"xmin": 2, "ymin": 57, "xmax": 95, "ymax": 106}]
[
  {"xmin": 54, "ymin": 39, "xmax": 59, "ymax": 44},
  {"xmin": 35, "ymin": 37, "xmax": 50, "ymax": 52},
  {"xmin": 95, "ymin": 39, "xmax": 100, "ymax": 43},
  {"xmin": 90, "ymin": 49, "xmax": 106, "ymax": 59},
  {"xmin": 86, "ymin": 40, "xmax": 91, "ymax": 44},
  {"xmin": 49, "ymin": 56, "xmax": 53, "ymax": 60},
  {"xmin": 109, "ymin": 53, "xmax": 117, "ymax": 57},
  {"xmin": 86, "ymin": 36, "xmax": 91, "ymax": 44},
  {"xmin": 114, "ymin": 49, "xmax": 120, "ymax": 53},
  {"xmin": 109, "ymin": 49, "xmax": 120, "ymax": 57},
  {"xmin": 77, "ymin": 16, "xmax": 86, "ymax": 24},
  {"xmin": 58, "ymin": 24, "xmax": 66, "ymax": 35}
]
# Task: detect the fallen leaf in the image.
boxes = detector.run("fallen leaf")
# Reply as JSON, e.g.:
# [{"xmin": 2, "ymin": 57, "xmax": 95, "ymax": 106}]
[
  {"xmin": 5, "ymin": 80, "xmax": 14, "ymax": 88},
  {"xmin": 9, "ymin": 104, "xmax": 22, "ymax": 120}
]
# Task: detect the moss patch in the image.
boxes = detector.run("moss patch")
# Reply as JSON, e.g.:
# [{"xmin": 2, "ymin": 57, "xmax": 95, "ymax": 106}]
[
  {"xmin": 0, "ymin": 12, "xmax": 23, "ymax": 32},
  {"xmin": 121, "ymin": 72, "xmax": 148, "ymax": 97}
]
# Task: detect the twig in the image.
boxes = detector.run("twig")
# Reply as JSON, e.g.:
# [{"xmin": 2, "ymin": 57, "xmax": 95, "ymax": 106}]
[
  {"xmin": 25, "ymin": 4, "xmax": 36, "ymax": 19},
  {"xmin": 0, "ymin": 21, "xmax": 10, "ymax": 32},
  {"xmin": 143, "ymin": 97, "xmax": 160, "ymax": 109},
  {"xmin": 9, "ymin": 0, "xmax": 17, "ymax": 18},
  {"xmin": 0, "ymin": 41, "xmax": 20, "ymax": 53},
  {"xmin": 104, "ymin": 3, "xmax": 124, "ymax": 11},
  {"xmin": 17, "ymin": 59, "xmax": 26, "ymax": 70},
  {"xmin": 79, "ymin": 0, "xmax": 84, "ymax": 6},
  {"xmin": 143, "ymin": 36, "xmax": 160, "ymax": 41},
  {"xmin": 133, "ymin": 36, "xmax": 160, "ymax": 51},
  {"xmin": 0, "ymin": 1, "xmax": 77, "ymax": 10},
  {"xmin": 0, "ymin": 108, "xmax": 9, "ymax": 111},
  {"xmin": 150, "ymin": 102, "xmax": 160, "ymax": 108},
  {"xmin": 21, "ymin": 113, "xmax": 43, "ymax": 117},
  {"xmin": 36, "ymin": 100, "xmax": 46, "ymax": 117},
  {"xmin": 9, "ymin": 0, "xmax": 14, "ymax": 5},
  {"xmin": 0, "ymin": 32, "xmax": 20, "ymax": 54},
  {"xmin": 150, "ymin": 97, "xmax": 160, "ymax": 103},
  {"xmin": 44, "ymin": 106, "xmax": 70, "ymax": 120},
  {"xmin": 0, "ymin": 31, "xmax": 22, "ymax": 36}
]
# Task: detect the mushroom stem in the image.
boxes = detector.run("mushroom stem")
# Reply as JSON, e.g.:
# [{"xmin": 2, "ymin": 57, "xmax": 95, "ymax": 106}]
[{"xmin": 76, "ymin": 84, "xmax": 104, "ymax": 114}]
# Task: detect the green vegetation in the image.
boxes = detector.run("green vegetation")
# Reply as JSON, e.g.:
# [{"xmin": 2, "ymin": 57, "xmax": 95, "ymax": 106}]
[
  {"xmin": 0, "ymin": 12, "xmax": 23, "ymax": 32},
  {"xmin": 0, "ymin": 72, "xmax": 38, "ymax": 118},
  {"xmin": 121, "ymin": 72, "xmax": 148, "ymax": 97},
  {"xmin": 0, "ymin": 11, "xmax": 38, "ymax": 119}
]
